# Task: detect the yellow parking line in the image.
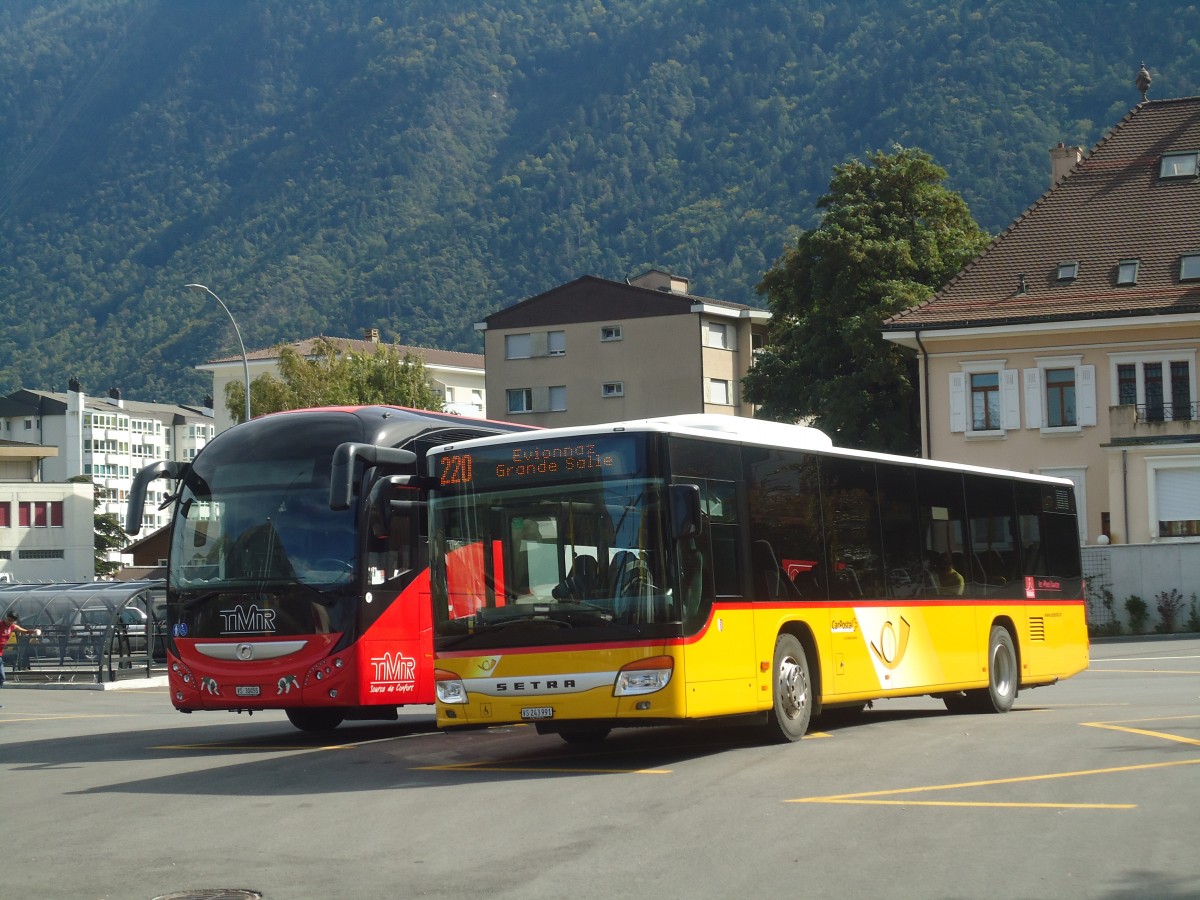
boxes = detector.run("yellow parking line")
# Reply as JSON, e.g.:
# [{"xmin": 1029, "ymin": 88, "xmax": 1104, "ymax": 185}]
[
  {"xmin": 786, "ymin": 757, "xmax": 1200, "ymax": 807},
  {"xmin": 1081, "ymin": 714, "xmax": 1200, "ymax": 748}
]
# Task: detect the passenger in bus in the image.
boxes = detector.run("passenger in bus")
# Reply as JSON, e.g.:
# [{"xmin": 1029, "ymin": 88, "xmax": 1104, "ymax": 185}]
[{"xmin": 932, "ymin": 553, "xmax": 965, "ymax": 596}]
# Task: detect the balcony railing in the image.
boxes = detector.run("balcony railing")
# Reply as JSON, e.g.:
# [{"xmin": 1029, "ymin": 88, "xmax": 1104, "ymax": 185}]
[{"xmin": 1135, "ymin": 402, "xmax": 1197, "ymax": 424}]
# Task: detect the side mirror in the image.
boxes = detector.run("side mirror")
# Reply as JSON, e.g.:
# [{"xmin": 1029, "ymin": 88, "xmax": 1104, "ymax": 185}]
[
  {"xmin": 329, "ymin": 443, "xmax": 418, "ymax": 511},
  {"xmin": 669, "ymin": 483, "xmax": 703, "ymax": 541},
  {"xmin": 126, "ymin": 460, "xmax": 188, "ymax": 535},
  {"xmin": 366, "ymin": 475, "xmax": 425, "ymax": 539}
]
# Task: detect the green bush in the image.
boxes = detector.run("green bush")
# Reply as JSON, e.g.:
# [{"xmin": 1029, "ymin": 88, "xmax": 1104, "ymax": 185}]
[
  {"xmin": 1125, "ymin": 595, "xmax": 1148, "ymax": 634},
  {"xmin": 1155, "ymin": 589, "xmax": 1185, "ymax": 633}
]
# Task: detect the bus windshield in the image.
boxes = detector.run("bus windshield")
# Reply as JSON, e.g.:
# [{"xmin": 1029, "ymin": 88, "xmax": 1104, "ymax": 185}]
[
  {"xmin": 169, "ymin": 449, "xmax": 358, "ymax": 639},
  {"xmin": 431, "ymin": 456, "xmax": 683, "ymax": 648}
]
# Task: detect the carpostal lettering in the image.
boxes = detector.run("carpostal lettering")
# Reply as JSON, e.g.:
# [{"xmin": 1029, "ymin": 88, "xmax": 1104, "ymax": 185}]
[
  {"xmin": 219, "ymin": 604, "xmax": 277, "ymax": 634},
  {"xmin": 496, "ymin": 679, "xmax": 576, "ymax": 692},
  {"xmin": 495, "ymin": 443, "xmax": 616, "ymax": 480}
]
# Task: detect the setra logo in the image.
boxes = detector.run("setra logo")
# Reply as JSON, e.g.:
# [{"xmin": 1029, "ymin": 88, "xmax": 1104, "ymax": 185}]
[{"xmin": 868, "ymin": 615, "xmax": 911, "ymax": 670}]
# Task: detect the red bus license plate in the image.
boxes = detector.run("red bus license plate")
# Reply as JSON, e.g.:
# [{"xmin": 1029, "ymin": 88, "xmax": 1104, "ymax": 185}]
[{"xmin": 235, "ymin": 686, "xmax": 261, "ymax": 697}]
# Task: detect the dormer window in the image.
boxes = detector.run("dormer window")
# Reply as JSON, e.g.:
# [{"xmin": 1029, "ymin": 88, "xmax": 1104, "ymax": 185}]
[
  {"xmin": 1057, "ymin": 261, "xmax": 1079, "ymax": 281},
  {"xmin": 1160, "ymin": 152, "xmax": 1199, "ymax": 178},
  {"xmin": 1117, "ymin": 259, "xmax": 1140, "ymax": 285},
  {"xmin": 1181, "ymin": 253, "xmax": 1200, "ymax": 281}
]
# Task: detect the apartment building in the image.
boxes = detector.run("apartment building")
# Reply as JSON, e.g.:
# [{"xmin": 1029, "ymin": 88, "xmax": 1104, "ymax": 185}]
[
  {"xmin": 882, "ymin": 97, "xmax": 1200, "ymax": 549},
  {"xmin": 197, "ymin": 330, "xmax": 486, "ymax": 433},
  {"xmin": 0, "ymin": 436, "xmax": 105, "ymax": 582},
  {"xmin": 0, "ymin": 383, "xmax": 215, "ymax": 543},
  {"xmin": 479, "ymin": 269, "xmax": 770, "ymax": 426}
]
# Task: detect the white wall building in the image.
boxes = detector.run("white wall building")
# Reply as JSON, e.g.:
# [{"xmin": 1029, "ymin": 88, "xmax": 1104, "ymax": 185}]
[
  {"xmin": 0, "ymin": 383, "xmax": 215, "ymax": 549},
  {"xmin": 0, "ymin": 438, "xmax": 95, "ymax": 582},
  {"xmin": 197, "ymin": 330, "xmax": 487, "ymax": 433}
]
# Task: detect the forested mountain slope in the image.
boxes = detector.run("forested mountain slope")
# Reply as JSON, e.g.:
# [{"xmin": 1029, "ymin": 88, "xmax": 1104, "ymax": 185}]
[{"xmin": 0, "ymin": 0, "xmax": 1193, "ymax": 402}]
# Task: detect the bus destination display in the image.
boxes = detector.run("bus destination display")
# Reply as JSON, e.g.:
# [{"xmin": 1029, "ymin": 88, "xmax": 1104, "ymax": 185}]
[{"xmin": 437, "ymin": 435, "xmax": 640, "ymax": 491}]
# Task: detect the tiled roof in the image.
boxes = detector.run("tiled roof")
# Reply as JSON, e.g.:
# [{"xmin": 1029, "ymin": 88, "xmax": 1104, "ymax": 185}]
[
  {"xmin": 884, "ymin": 97, "xmax": 1200, "ymax": 331},
  {"xmin": 483, "ymin": 275, "xmax": 761, "ymax": 329},
  {"xmin": 209, "ymin": 338, "xmax": 484, "ymax": 369}
]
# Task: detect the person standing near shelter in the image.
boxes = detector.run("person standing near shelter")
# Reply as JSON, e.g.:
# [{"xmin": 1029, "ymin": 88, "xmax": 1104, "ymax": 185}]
[{"xmin": 0, "ymin": 611, "xmax": 41, "ymax": 703}]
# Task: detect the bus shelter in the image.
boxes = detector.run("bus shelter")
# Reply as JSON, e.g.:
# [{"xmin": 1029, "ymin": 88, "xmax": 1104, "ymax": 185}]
[{"xmin": 0, "ymin": 581, "xmax": 166, "ymax": 683}]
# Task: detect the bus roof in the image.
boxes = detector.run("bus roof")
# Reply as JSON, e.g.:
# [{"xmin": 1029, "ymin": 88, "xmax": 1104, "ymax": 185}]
[{"xmin": 427, "ymin": 414, "xmax": 1073, "ymax": 487}]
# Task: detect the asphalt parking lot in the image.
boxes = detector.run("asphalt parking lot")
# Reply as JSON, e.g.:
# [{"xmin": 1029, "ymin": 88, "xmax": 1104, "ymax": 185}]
[{"xmin": 1, "ymin": 636, "xmax": 1197, "ymax": 900}]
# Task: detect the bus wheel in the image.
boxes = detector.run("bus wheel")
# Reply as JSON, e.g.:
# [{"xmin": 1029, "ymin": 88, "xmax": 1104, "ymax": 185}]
[
  {"xmin": 286, "ymin": 708, "xmax": 345, "ymax": 732},
  {"xmin": 765, "ymin": 633, "xmax": 812, "ymax": 743},
  {"xmin": 557, "ymin": 728, "xmax": 611, "ymax": 745},
  {"xmin": 980, "ymin": 625, "xmax": 1018, "ymax": 713}
]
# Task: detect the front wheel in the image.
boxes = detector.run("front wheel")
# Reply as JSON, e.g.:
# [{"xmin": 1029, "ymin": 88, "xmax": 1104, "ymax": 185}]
[
  {"xmin": 764, "ymin": 633, "xmax": 812, "ymax": 743},
  {"xmin": 286, "ymin": 708, "xmax": 346, "ymax": 732}
]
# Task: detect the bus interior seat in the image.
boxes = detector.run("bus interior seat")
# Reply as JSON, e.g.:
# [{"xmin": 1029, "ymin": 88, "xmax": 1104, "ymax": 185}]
[
  {"xmin": 552, "ymin": 554, "xmax": 602, "ymax": 601},
  {"xmin": 752, "ymin": 540, "xmax": 788, "ymax": 600}
]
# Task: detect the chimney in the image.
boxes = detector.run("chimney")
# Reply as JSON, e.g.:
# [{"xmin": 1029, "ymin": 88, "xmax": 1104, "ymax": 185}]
[
  {"xmin": 629, "ymin": 269, "xmax": 691, "ymax": 294},
  {"xmin": 204, "ymin": 394, "xmax": 214, "ymax": 409},
  {"xmin": 1050, "ymin": 142, "xmax": 1083, "ymax": 185},
  {"xmin": 364, "ymin": 328, "xmax": 380, "ymax": 344},
  {"xmin": 107, "ymin": 387, "xmax": 123, "ymax": 407},
  {"xmin": 68, "ymin": 377, "xmax": 81, "ymax": 394}
]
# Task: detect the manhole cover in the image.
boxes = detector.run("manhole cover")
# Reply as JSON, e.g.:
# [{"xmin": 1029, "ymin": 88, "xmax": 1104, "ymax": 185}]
[{"xmin": 152, "ymin": 891, "xmax": 262, "ymax": 900}]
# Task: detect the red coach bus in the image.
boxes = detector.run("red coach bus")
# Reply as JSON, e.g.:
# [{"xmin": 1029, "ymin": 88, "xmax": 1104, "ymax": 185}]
[{"xmin": 125, "ymin": 406, "xmax": 530, "ymax": 731}]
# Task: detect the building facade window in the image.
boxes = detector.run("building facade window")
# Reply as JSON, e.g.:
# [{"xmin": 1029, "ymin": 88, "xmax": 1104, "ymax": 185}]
[
  {"xmin": 1024, "ymin": 357, "xmax": 1095, "ymax": 432},
  {"xmin": 549, "ymin": 385, "xmax": 567, "ymax": 411},
  {"xmin": 601, "ymin": 382, "xmax": 624, "ymax": 398},
  {"xmin": 505, "ymin": 333, "xmax": 532, "ymax": 359},
  {"xmin": 707, "ymin": 378, "xmax": 732, "ymax": 405},
  {"xmin": 506, "ymin": 388, "xmax": 533, "ymax": 413},
  {"xmin": 704, "ymin": 322, "xmax": 731, "ymax": 349},
  {"xmin": 1044, "ymin": 368, "xmax": 1077, "ymax": 427},
  {"xmin": 1147, "ymin": 461, "xmax": 1200, "ymax": 539},
  {"xmin": 548, "ymin": 331, "xmax": 566, "ymax": 356},
  {"xmin": 18, "ymin": 501, "xmax": 64, "ymax": 528},
  {"xmin": 1111, "ymin": 352, "xmax": 1196, "ymax": 423},
  {"xmin": 950, "ymin": 362, "xmax": 1019, "ymax": 436},
  {"xmin": 600, "ymin": 325, "xmax": 622, "ymax": 342},
  {"xmin": 1056, "ymin": 261, "xmax": 1079, "ymax": 281},
  {"xmin": 0, "ymin": 503, "xmax": 9, "ymax": 527},
  {"xmin": 1181, "ymin": 254, "xmax": 1200, "ymax": 281}
]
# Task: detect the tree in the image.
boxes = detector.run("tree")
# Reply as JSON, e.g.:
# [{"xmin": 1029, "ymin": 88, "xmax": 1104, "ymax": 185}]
[
  {"xmin": 69, "ymin": 475, "xmax": 127, "ymax": 577},
  {"xmin": 226, "ymin": 337, "xmax": 445, "ymax": 420},
  {"xmin": 743, "ymin": 146, "xmax": 990, "ymax": 454}
]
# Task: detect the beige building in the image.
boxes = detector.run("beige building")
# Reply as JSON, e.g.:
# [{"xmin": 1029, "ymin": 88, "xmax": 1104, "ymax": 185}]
[
  {"xmin": 478, "ymin": 269, "xmax": 769, "ymax": 426},
  {"xmin": 198, "ymin": 330, "xmax": 487, "ymax": 433},
  {"xmin": 883, "ymin": 97, "xmax": 1200, "ymax": 549}
]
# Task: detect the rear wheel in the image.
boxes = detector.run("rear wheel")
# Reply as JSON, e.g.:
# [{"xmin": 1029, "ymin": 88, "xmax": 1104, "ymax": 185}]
[
  {"xmin": 764, "ymin": 633, "xmax": 812, "ymax": 743},
  {"xmin": 980, "ymin": 625, "xmax": 1018, "ymax": 713},
  {"xmin": 286, "ymin": 708, "xmax": 345, "ymax": 732},
  {"xmin": 942, "ymin": 625, "xmax": 1017, "ymax": 714}
]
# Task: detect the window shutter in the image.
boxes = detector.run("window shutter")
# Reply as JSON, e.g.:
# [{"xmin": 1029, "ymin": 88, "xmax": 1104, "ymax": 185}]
[
  {"xmin": 1077, "ymin": 365, "xmax": 1096, "ymax": 427},
  {"xmin": 949, "ymin": 373, "xmax": 966, "ymax": 433},
  {"xmin": 1024, "ymin": 368, "xmax": 1042, "ymax": 429},
  {"xmin": 1002, "ymin": 369, "xmax": 1021, "ymax": 430}
]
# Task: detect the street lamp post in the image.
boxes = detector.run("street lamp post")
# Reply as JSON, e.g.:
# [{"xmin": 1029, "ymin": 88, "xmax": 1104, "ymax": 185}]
[{"xmin": 185, "ymin": 283, "xmax": 252, "ymax": 424}]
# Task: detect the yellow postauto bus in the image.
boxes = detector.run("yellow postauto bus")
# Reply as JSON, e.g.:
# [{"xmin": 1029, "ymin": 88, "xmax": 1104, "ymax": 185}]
[{"xmin": 427, "ymin": 415, "xmax": 1089, "ymax": 744}]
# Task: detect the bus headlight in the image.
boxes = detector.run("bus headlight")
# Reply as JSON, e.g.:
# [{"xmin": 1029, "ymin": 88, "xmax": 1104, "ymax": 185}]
[
  {"xmin": 435, "ymin": 669, "xmax": 468, "ymax": 704},
  {"xmin": 614, "ymin": 656, "xmax": 673, "ymax": 696}
]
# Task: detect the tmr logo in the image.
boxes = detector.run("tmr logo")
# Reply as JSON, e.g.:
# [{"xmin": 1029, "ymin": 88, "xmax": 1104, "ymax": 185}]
[
  {"xmin": 368, "ymin": 652, "xmax": 417, "ymax": 695},
  {"xmin": 219, "ymin": 604, "xmax": 277, "ymax": 634}
]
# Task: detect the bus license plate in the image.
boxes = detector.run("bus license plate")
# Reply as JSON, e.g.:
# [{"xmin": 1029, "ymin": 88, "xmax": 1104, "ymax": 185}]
[
  {"xmin": 235, "ymin": 686, "xmax": 261, "ymax": 697},
  {"xmin": 520, "ymin": 707, "xmax": 554, "ymax": 720}
]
